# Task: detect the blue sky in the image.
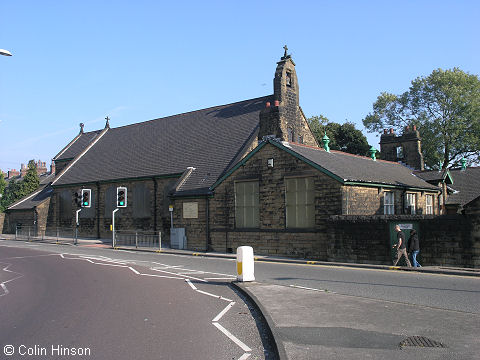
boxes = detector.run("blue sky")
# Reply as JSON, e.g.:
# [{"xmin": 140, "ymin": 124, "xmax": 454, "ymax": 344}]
[{"xmin": 1, "ymin": 0, "xmax": 478, "ymax": 172}]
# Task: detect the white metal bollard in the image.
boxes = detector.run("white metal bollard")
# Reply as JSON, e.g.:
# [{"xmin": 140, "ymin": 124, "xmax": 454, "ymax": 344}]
[{"xmin": 236, "ymin": 246, "xmax": 255, "ymax": 282}]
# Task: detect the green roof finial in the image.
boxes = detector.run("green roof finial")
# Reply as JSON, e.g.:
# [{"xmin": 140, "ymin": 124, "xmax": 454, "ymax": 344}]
[
  {"xmin": 322, "ymin": 132, "xmax": 330, "ymax": 152},
  {"xmin": 369, "ymin": 146, "xmax": 377, "ymax": 161},
  {"xmin": 461, "ymin": 157, "xmax": 467, "ymax": 171}
]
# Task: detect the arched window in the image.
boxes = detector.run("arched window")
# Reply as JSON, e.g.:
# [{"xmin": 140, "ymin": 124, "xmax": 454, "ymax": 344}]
[{"xmin": 287, "ymin": 127, "xmax": 294, "ymax": 142}]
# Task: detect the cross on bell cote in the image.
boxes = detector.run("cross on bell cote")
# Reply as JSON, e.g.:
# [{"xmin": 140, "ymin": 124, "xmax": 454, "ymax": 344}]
[{"xmin": 105, "ymin": 116, "xmax": 110, "ymax": 129}]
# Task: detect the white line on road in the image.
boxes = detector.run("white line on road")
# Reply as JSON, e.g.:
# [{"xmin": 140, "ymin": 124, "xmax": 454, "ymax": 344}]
[
  {"xmin": 140, "ymin": 273, "xmax": 183, "ymax": 279},
  {"xmin": 204, "ymin": 277, "xmax": 236, "ymax": 280},
  {"xmin": 212, "ymin": 322, "xmax": 252, "ymax": 352},
  {"xmin": 289, "ymin": 284, "xmax": 336, "ymax": 293},
  {"xmin": 185, "ymin": 279, "xmax": 197, "ymax": 290},
  {"xmin": 238, "ymin": 353, "xmax": 251, "ymax": 360},
  {"xmin": 129, "ymin": 267, "xmax": 140, "ymax": 274},
  {"xmin": 212, "ymin": 302, "xmax": 236, "ymax": 322}
]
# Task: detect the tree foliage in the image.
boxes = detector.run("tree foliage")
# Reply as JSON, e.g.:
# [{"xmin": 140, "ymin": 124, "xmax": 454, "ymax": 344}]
[
  {"xmin": 0, "ymin": 160, "xmax": 40, "ymax": 212},
  {"xmin": 308, "ymin": 116, "xmax": 371, "ymax": 156},
  {"xmin": 363, "ymin": 68, "xmax": 480, "ymax": 169}
]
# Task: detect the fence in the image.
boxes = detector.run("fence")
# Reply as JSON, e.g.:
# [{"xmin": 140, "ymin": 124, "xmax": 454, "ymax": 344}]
[
  {"xmin": 15, "ymin": 226, "xmax": 76, "ymax": 244},
  {"xmin": 114, "ymin": 230, "xmax": 162, "ymax": 250}
]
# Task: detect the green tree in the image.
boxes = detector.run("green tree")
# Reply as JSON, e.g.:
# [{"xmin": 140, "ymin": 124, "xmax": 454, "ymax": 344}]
[
  {"xmin": 363, "ymin": 68, "xmax": 480, "ymax": 169},
  {"xmin": 0, "ymin": 161, "xmax": 41, "ymax": 212},
  {"xmin": 308, "ymin": 116, "xmax": 371, "ymax": 156},
  {"xmin": 0, "ymin": 172, "xmax": 6, "ymax": 212},
  {"xmin": 20, "ymin": 160, "xmax": 40, "ymax": 197}
]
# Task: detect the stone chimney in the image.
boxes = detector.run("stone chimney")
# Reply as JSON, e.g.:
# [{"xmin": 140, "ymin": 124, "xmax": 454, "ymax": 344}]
[
  {"xmin": 8, "ymin": 169, "xmax": 20, "ymax": 178},
  {"xmin": 258, "ymin": 46, "xmax": 317, "ymax": 146},
  {"xmin": 379, "ymin": 125, "xmax": 424, "ymax": 170},
  {"xmin": 20, "ymin": 163, "xmax": 27, "ymax": 177},
  {"xmin": 50, "ymin": 161, "xmax": 56, "ymax": 175}
]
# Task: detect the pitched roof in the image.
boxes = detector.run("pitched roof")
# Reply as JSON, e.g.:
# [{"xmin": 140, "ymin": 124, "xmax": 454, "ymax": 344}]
[
  {"xmin": 414, "ymin": 169, "xmax": 453, "ymax": 184},
  {"xmin": 284, "ymin": 142, "xmax": 439, "ymax": 190},
  {"xmin": 445, "ymin": 167, "xmax": 480, "ymax": 206},
  {"xmin": 213, "ymin": 140, "xmax": 439, "ymax": 191},
  {"xmin": 52, "ymin": 96, "xmax": 271, "ymax": 193},
  {"xmin": 53, "ymin": 130, "xmax": 103, "ymax": 161},
  {"xmin": 7, "ymin": 184, "xmax": 53, "ymax": 211}
]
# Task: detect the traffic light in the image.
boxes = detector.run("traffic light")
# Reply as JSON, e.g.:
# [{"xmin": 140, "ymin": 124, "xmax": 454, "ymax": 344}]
[
  {"xmin": 81, "ymin": 189, "xmax": 91, "ymax": 208},
  {"xmin": 74, "ymin": 190, "xmax": 82, "ymax": 208},
  {"xmin": 117, "ymin": 187, "xmax": 127, "ymax": 207}
]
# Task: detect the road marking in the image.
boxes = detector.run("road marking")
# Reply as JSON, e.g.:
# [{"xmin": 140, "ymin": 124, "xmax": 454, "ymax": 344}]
[
  {"xmin": 213, "ymin": 322, "xmax": 252, "ymax": 352},
  {"xmin": 129, "ymin": 266, "xmax": 140, "ymax": 274},
  {"xmin": 0, "ymin": 283, "xmax": 9, "ymax": 295},
  {"xmin": 212, "ymin": 302, "xmax": 235, "ymax": 322},
  {"xmin": 185, "ymin": 279, "xmax": 197, "ymax": 290},
  {"xmin": 140, "ymin": 273, "xmax": 182, "ymax": 280},
  {"xmin": 238, "ymin": 353, "xmax": 251, "ymax": 360},
  {"xmin": 204, "ymin": 277, "xmax": 236, "ymax": 280},
  {"xmin": 150, "ymin": 268, "xmax": 207, "ymax": 282}
]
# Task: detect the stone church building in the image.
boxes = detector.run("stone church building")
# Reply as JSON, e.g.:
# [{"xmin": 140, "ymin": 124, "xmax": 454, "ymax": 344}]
[{"xmin": 3, "ymin": 49, "xmax": 479, "ymax": 267}]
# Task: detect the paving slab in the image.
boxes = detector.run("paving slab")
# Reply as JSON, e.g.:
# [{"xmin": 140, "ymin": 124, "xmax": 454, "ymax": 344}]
[{"xmin": 237, "ymin": 282, "xmax": 480, "ymax": 360}]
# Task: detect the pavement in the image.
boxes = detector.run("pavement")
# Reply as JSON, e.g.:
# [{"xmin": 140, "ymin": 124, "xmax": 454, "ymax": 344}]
[{"xmin": 2, "ymin": 234, "xmax": 480, "ymax": 360}]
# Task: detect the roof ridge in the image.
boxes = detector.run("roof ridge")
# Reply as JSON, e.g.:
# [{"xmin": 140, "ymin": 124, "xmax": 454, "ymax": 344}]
[
  {"xmin": 288, "ymin": 142, "xmax": 402, "ymax": 165},
  {"xmin": 111, "ymin": 95, "xmax": 272, "ymax": 131}
]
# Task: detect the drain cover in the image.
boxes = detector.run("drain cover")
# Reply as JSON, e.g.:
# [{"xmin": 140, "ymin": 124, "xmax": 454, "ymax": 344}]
[{"xmin": 400, "ymin": 336, "xmax": 446, "ymax": 348}]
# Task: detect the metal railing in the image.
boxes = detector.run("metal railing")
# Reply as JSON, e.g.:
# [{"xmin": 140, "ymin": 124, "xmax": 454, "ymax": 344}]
[
  {"xmin": 114, "ymin": 230, "xmax": 162, "ymax": 250},
  {"xmin": 15, "ymin": 226, "xmax": 75, "ymax": 244}
]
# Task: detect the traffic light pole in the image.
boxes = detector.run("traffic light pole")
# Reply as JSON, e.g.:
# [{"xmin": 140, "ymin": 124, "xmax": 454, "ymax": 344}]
[
  {"xmin": 75, "ymin": 209, "xmax": 82, "ymax": 245},
  {"xmin": 112, "ymin": 208, "xmax": 119, "ymax": 248}
]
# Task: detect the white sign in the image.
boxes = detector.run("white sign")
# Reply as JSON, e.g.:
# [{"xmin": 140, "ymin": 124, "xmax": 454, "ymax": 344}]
[
  {"xmin": 169, "ymin": 205, "xmax": 173, "ymax": 212},
  {"xmin": 398, "ymin": 223, "xmax": 413, "ymax": 230},
  {"xmin": 183, "ymin": 202, "xmax": 198, "ymax": 219}
]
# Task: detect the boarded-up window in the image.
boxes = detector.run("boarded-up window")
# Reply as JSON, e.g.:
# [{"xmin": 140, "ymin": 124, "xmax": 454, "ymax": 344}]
[
  {"xmin": 59, "ymin": 190, "xmax": 72, "ymax": 219},
  {"xmin": 133, "ymin": 183, "xmax": 151, "ymax": 218},
  {"xmin": 285, "ymin": 177, "xmax": 315, "ymax": 228},
  {"xmin": 235, "ymin": 181, "xmax": 259, "ymax": 228},
  {"xmin": 104, "ymin": 186, "xmax": 116, "ymax": 218}
]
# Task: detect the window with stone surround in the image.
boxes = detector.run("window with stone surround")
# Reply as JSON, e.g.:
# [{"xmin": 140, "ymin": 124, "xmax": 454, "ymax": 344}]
[
  {"xmin": 235, "ymin": 181, "xmax": 259, "ymax": 228},
  {"xmin": 425, "ymin": 194, "xmax": 434, "ymax": 215},
  {"xmin": 133, "ymin": 183, "xmax": 151, "ymax": 218},
  {"xmin": 285, "ymin": 177, "xmax": 315, "ymax": 228},
  {"xmin": 405, "ymin": 193, "xmax": 416, "ymax": 214},
  {"xmin": 384, "ymin": 191, "xmax": 395, "ymax": 215},
  {"xmin": 287, "ymin": 127, "xmax": 294, "ymax": 142}
]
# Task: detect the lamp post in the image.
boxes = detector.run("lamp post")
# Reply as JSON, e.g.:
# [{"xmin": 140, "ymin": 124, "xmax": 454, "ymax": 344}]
[{"xmin": 0, "ymin": 49, "xmax": 12, "ymax": 56}]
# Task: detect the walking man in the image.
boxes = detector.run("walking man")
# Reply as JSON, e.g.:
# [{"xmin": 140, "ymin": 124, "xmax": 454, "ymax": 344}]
[
  {"xmin": 392, "ymin": 225, "xmax": 412, "ymax": 267},
  {"xmin": 408, "ymin": 229, "xmax": 421, "ymax": 268}
]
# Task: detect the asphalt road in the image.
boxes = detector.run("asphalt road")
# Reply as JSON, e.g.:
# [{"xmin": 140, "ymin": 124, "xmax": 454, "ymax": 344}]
[
  {"xmin": 0, "ymin": 244, "xmax": 275, "ymax": 360},
  {"xmin": 2, "ymin": 240, "xmax": 479, "ymax": 315}
]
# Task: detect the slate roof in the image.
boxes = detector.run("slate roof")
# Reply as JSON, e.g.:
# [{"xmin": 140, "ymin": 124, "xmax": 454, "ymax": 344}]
[
  {"xmin": 52, "ymin": 96, "xmax": 271, "ymax": 194},
  {"xmin": 7, "ymin": 184, "xmax": 53, "ymax": 211},
  {"xmin": 445, "ymin": 167, "xmax": 480, "ymax": 206},
  {"xmin": 53, "ymin": 130, "xmax": 103, "ymax": 161},
  {"xmin": 212, "ymin": 140, "xmax": 440, "ymax": 191},
  {"xmin": 413, "ymin": 169, "xmax": 452, "ymax": 184}
]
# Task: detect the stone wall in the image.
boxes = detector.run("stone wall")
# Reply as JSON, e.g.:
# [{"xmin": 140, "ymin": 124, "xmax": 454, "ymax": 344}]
[
  {"xmin": 50, "ymin": 176, "xmax": 180, "ymax": 239},
  {"xmin": 342, "ymin": 186, "xmax": 439, "ymax": 215},
  {"xmin": 209, "ymin": 142, "xmax": 338, "ymax": 257},
  {"xmin": 327, "ymin": 214, "xmax": 480, "ymax": 268}
]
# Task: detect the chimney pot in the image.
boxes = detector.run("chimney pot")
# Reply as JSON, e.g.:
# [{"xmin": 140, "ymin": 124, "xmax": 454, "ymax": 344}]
[
  {"xmin": 389, "ymin": 128, "xmax": 394, "ymax": 134},
  {"xmin": 383, "ymin": 129, "xmax": 387, "ymax": 134},
  {"xmin": 266, "ymin": 102, "xmax": 271, "ymax": 108},
  {"xmin": 413, "ymin": 125, "xmax": 417, "ymax": 131},
  {"xmin": 274, "ymin": 100, "xmax": 280, "ymax": 107},
  {"xmin": 406, "ymin": 125, "xmax": 410, "ymax": 132}
]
